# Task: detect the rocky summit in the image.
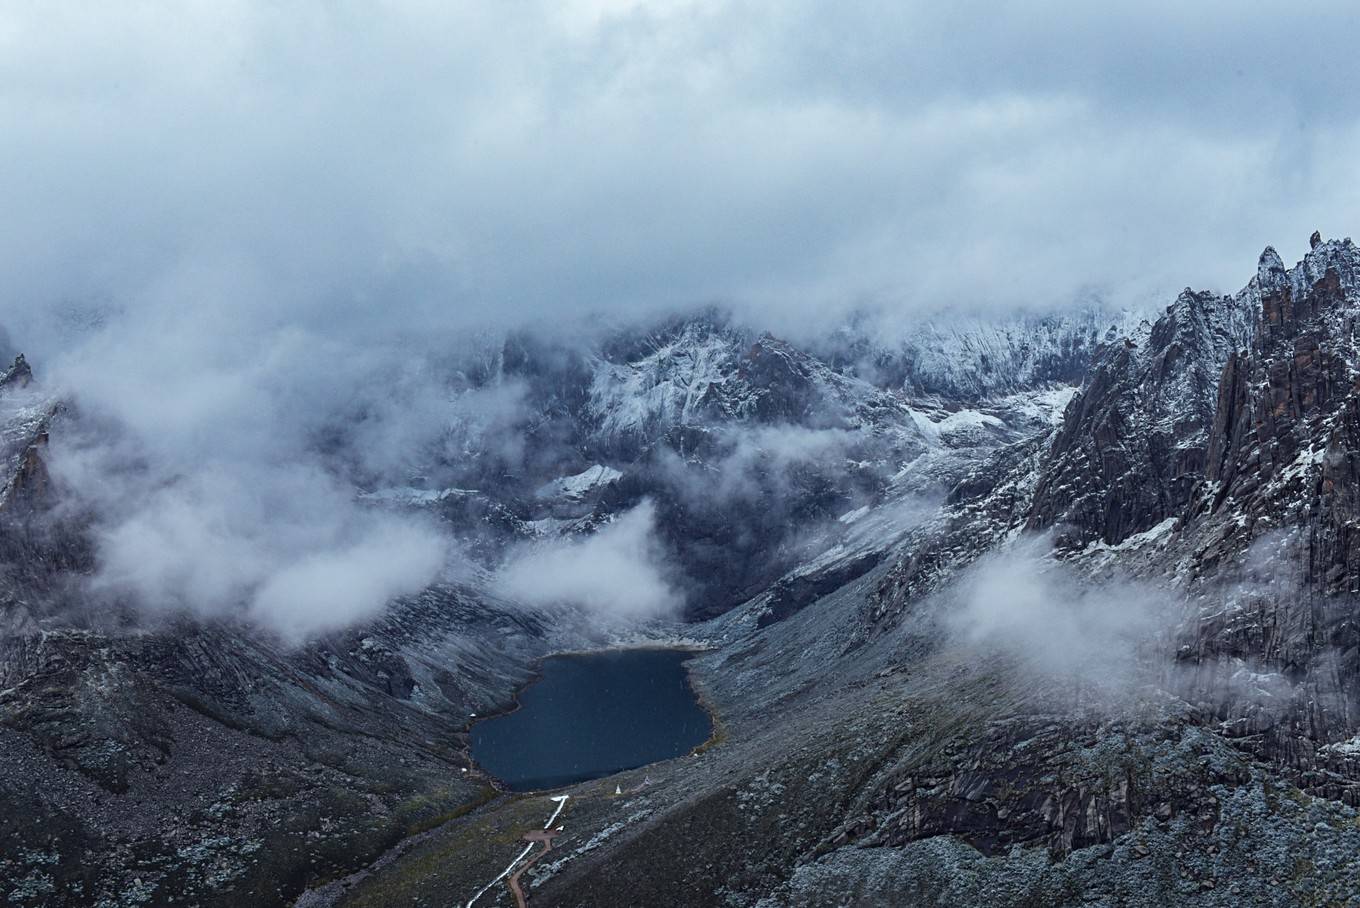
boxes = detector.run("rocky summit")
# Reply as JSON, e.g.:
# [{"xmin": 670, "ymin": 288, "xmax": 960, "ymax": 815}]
[{"xmin": 9, "ymin": 239, "xmax": 1360, "ymax": 906}]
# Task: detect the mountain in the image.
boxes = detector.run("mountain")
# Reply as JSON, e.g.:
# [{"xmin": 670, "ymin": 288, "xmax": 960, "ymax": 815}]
[
  {"xmin": 395, "ymin": 310, "xmax": 1098, "ymax": 619},
  {"xmin": 13, "ymin": 241, "xmax": 1360, "ymax": 906}
]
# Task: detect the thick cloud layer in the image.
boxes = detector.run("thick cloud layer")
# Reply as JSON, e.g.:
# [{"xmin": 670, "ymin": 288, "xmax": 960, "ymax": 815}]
[
  {"xmin": 4, "ymin": 0, "xmax": 1360, "ymax": 344},
  {"xmin": 944, "ymin": 537, "xmax": 1168, "ymax": 688}
]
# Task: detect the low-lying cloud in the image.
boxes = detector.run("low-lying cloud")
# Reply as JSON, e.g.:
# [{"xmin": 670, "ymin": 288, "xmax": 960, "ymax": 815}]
[
  {"xmin": 248, "ymin": 521, "xmax": 446, "ymax": 643},
  {"xmin": 944, "ymin": 537, "xmax": 1169, "ymax": 687},
  {"xmin": 494, "ymin": 501, "xmax": 683, "ymax": 620},
  {"xmin": 54, "ymin": 441, "xmax": 448, "ymax": 642},
  {"xmin": 656, "ymin": 424, "xmax": 866, "ymax": 504},
  {"xmin": 37, "ymin": 305, "xmax": 458, "ymax": 641}
]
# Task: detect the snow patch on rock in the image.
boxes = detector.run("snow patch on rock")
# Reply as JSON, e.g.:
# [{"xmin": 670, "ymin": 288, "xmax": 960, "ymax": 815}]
[{"xmin": 536, "ymin": 464, "xmax": 623, "ymax": 501}]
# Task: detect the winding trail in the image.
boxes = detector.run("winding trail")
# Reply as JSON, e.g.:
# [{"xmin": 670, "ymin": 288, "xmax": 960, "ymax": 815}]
[
  {"xmin": 507, "ymin": 828, "xmax": 561, "ymax": 908},
  {"xmin": 464, "ymin": 795, "xmax": 569, "ymax": 908}
]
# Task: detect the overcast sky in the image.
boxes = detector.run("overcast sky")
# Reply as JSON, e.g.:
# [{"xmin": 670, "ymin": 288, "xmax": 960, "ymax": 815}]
[
  {"xmin": 3, "ymin": 1, "xmax": 1359, "ymax": 638},
  {"xmin": 3, "ymin": 0, "xmax": 1359, "ymax": 348}
]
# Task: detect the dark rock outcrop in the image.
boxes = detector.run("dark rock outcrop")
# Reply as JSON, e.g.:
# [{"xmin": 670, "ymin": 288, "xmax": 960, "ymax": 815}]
[
  {"xmin": 0, "ymin": 354, "xmax": 32, "ymax": 392},
  {"xmin": 1199, "ymin": 240, "xmax": 1360, "ymax": 592},
  {"xmin": 1026, "ymin": 288, "xmax": 1254, "ymax": 547}
]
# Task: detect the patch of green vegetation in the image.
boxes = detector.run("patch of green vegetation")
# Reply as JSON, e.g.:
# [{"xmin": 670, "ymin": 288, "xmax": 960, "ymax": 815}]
[
  {"xmin": 689, "ymin": 679, "xmax": 726, "ymax": 756},
  {"xmin": 396, "ymin": 784, "xmax": 498, "ymax": 837},
  {"xmin": 336, "ymin": 787, "xmax": 582, "ymax": 908},
  {"xmin": 1283, "ymin": 786, "xmax": 1313, "ymax": 807},
  {"xmin": 692, "ymin": 713, "xmax": 727, "ymax": 756}
]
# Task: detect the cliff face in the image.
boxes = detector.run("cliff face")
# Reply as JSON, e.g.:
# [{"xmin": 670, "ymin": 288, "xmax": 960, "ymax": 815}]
[
  {"xmin": 1168, "ymin": 240, "xmax": 1360, "ymax": 797},
  {"xmin": 1201, "ymin": 241, "xmax": 1360, "ymax": 590},
  {"xmin": 1025, "ymin": 288, "xmax": 1255, "ymax": 548}
]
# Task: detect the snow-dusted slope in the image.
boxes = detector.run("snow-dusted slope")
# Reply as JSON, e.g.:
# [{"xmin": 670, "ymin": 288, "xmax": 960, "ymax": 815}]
[
  {"xmin": 583, "ymin": 319, "xmax": 929, "ymax": 455},
  {"xmin": 819, "ymin": 307, "xmax": 1145, "ymax": 400},
  {"xmin": 586, "ymin": 319, "xmax": 748, "ymax": 444}
]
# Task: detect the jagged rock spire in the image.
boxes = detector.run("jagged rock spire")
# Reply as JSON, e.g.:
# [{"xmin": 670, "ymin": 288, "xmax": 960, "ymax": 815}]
[
  {"xmin": 1257, "ymin": 246, "xmax": 1287, "ymax": 292},
  {"xmin": 1311, "ymin": 229, "xmax": 1323, "ymax": 249},
  {"xmin": 0, "ymin": 354, "xmax": 31, "ymax": 391}
]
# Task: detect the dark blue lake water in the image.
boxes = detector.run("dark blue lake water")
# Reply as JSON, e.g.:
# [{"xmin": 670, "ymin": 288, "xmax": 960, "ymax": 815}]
[{"xmin": 469, "ymin": 648, "xmax": 712, "ymax": 791}]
